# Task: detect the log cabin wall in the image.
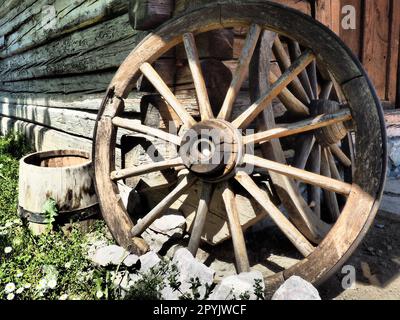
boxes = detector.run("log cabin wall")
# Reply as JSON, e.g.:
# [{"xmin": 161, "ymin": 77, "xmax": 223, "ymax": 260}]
[
  {"xmin": 0, "ymin": 0, "xmax": 149, "ymax": 154},
  {"xmin": 0, "ymin": 0, "xmax": 399, "ymax": 156}
]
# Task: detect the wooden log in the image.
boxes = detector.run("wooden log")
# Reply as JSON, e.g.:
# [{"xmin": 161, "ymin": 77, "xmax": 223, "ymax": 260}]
[
  {"xmin": 0, "ymin": 91, "xmax": 145, "ymax": 112},
  {"xmin": 0, "ymin": 71, "xmax": 116, "ymax": 95},
  {"xmin": 0, "ymin": 0, "xmax": 128, "ymax": 58},
  {"xmin": 128, "ymin": 0, "xmax": 173, "ymax": 30},
  {"xmin": 0, "ymin": 116, "xmax": 92, "ymax": 153},
  {"xmin": 0, "ymin": 102, "xmax": 98, "ymax": 139},
  {"xmin": 0, "ymin": 14, "xmax": 144, "ymax": 82},
  {"xmin": 0, "ymin": 0, "xmax": 21, "ymax": 20},
  {"xmin": 0, "ymin": 0, "xmax": 39, "ymax": 37}
]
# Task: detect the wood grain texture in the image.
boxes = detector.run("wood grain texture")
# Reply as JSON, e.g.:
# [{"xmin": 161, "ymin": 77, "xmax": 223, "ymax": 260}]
[
  {"xmin": 0, "ymin": 0, "xmax": 128, "ymax": 58},
  {"xmin": 362, "ymin": 0, "xmax": 391, "ymax": 100},
  {"xmin": 222, "ymin": 183, "xmax": 250, "ymax": 273},
  {"xmin": 0, "ymin": 14, "xmax": 143, "ymax": 82}
]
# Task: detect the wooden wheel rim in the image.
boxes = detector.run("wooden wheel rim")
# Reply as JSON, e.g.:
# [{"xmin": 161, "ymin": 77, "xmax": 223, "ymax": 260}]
[{"xmin": 93, "ymin": 1, "xmax": 387, "ymax": 292}]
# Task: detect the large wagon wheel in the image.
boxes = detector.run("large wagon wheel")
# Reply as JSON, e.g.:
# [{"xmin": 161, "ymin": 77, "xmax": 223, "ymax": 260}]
[{"xmin": 93, "ymin": 1, "xmax": 387, "ymax": 292}]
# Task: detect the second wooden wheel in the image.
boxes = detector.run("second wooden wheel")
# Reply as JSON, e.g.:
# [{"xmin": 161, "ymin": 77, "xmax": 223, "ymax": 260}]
[{"xmin": 93, "ymin": 1, "xmax": 387, "ymax": 293}]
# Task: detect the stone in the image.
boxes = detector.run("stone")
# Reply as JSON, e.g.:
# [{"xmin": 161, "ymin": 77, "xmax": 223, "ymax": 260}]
[
  {"xmin": 139, "ymin": 251, "xmax": 161, "ymax": 273},
  {"xmin": 142, "ymin": 228, "xmax": 171, "ymax": 253},
  {"xmin": 149, "ymin": 214, "xmax": 186, "ymax": 237},
  {"xmin": 388, "ymin": 138, "xmax": 400, "ymax": 167},
  {"xmin": 90, "ymin": 245, "xmax": 128, "ymax": 267},
  {"xmin": 208, "ymin": 271, "xmax": 265, "ymax": 300},
  {"xmin": 140, "ymin": 213, "xmax": 187, "ymax": 253},
  {"xmin": 272, "ymin": 276, "xmax": 321, "ymax": 300},
  {"xmin": 162, "ymin": 248, "xmax": 215, "ymax": 300},
  {"xmin": 123, "ymin": 254, "xmax": 139, "ymax": 267}
]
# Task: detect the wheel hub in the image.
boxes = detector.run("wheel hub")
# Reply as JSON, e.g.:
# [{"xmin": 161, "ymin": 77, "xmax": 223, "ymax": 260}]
[{"xmin": 179, "ymin": 119, "xmax": 243, "ymax": 182}]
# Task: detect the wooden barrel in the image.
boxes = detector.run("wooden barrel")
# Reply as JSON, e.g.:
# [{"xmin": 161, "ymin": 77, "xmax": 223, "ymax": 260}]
[{"xmin": 18, "ymin": 150, "xmax": 99, "ymax": 233}]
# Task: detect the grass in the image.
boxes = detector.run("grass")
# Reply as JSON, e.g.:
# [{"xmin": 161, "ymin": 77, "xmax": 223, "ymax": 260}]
[
  {"xmin": 0, "ymin": 133, "xmax": 263, "ymax": 301},
  {"xmin": 0, "ymin": 133, "xmax": 115, "ymax": 300}
]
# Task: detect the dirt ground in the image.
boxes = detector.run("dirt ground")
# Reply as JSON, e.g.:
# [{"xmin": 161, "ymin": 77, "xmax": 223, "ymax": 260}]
[
  {"xmin": 319, "ymin": 211, "xmax": 400, "ymax": 300},
  {"xmin": 169, "ymin": 210, "xmax": 400, "ymax": 300}
]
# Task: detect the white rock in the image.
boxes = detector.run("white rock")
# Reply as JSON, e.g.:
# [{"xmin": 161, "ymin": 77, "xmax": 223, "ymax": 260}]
[
  {"xmin": 209, "ymin": 271, "xmax": 265, "ymax": 300},
  {"xmin": 162, "ymin": 248, "xmax": 215, "ymax": 300},
  {"xmin": 123, "ymin": 254, "xmax": 139, "ymax": 267},
  {"xmin": 272, "ymin": 276, "xmax": 321, "ymax": 300},
  {"xmin": 139, "ymin": 251, "xmax": 161, "ymax": 273},
  {"xmin": 142, "ymin": 228, "xmax": 171, "ymax": 253},
  {"xmin": 90, "ymin": 245, "xmax": 127, "ymax": 267},
  {"xmin": 149, "ymin": 214, "xmax": 186, "ymax": 237},
  {"xmin": 389, "ymin": 139, "xmax": 400, "ymax": 167}
]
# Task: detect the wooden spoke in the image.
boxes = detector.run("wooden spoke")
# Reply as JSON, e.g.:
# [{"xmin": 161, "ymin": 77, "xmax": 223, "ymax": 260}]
[
  {"xmin": 140, "ymin": 62, "xmax": 196, "ymax": 127},
  {"xmin": 131, "ymin": 175, "xmax": 197, "ymax": 237},
  {"xmin": 330, "ymin": 144, "xmax": 352, "ymax": 167},
  {"xmin": 326, "ymin": 148, "xmax": 342, "ymax": 180},
  {"xmin": 233, "ymin": 49, "xmax": 315, "ymax": 129},
  {"xmin": 309, "ymin": 145, "xmax": 322, "ymax": 218},
  {"xmin": 218, "ymin": 24, "xmax": 262, "ymax": 120},
  {"xmin": 320, "ymin": 81, "xmax": 333, "ymax": 100},
  {"xmin": 321, "ymin": 148, "xmax": 341, "ymax": 221},
  {"xmin": 235, "ymin": 172, "xmax": 314, "ymax": 257},
  {"xmin": 308, "ymin": 60, "xmax": 318, "ymax": 99},
  {"xmin": 242, "ymin": 154, "xmax": 352, "ymax": 195},
  {"xmin": 288, "ymin": 40, "xmax": 315, "ymax": 100},
  {"xmin": 112, "ymin": 117, "xmax": 182, "ymax": 145},
  {"xmin": 187, "ymin": 182, "xmax": 213, "ymax": 256},
  {"xmin": 243, "ymin": 108, "xmax": 352, "ymax": 145},
  {"xmin": 250, "ymin": 31, "xmax": 329, "ymax": 244},
  {"xmin": 183, "ymin": 33, "xmax": 214, "ymax": 121},
  {"xmin": 222, "ymin": 182, "xmax": 250, "ymax": 273},
  {"xmin": 269, "ymin": 72, "xmax": 309, "ymax": 117},
  {"xmin": 293, "ymin": 134, "xmax": 316, "ymax": 171},
  {"xmin": 273, "ymin": 36, "xmax": 310, "ymax": 104},
  {"xmin": 110, "ymin": 157, "xmax": 184, "ymax": 181}
]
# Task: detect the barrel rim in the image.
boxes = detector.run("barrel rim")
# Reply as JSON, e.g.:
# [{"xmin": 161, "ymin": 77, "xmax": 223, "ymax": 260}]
[{"xmin": 20, "ymin": 149, "xmax": 92, "ymax": 170}]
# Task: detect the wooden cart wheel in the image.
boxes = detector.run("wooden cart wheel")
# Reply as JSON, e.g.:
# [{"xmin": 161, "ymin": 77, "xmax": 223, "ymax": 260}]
[{"xmin": 93, "ymin": 1, "xmax": 387, "ymax": 293}]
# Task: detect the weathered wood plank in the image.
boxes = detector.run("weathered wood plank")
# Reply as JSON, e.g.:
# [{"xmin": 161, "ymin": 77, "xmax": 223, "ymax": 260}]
[
  {"xmin": 0, "ymin": 115, "xmax": 93, "ymax": 153},
  {"xmin": 0, "ymin": 91, "xmax": 145, "ymax": 112},
  {"xmin": 0, "ymin": 102, "xmax": 98, "ymax": 139},
  {"xmin": 0, "ymin": 14, "xmax": 145, "ymax": 81},
  {"xmin": 0, "ymin": 0, "xmax": 21, "ymax": 20},
  {"xmin": 0, "ymin": 0, "xmax": 40, "ymax": 37},
  {"xmin": 0, "ymin": 71, "xmax": 115, "ymax": 95},
  {"xmin": 362, "ymin": 0, "xmax": 391, "ymax": 99},
  {"xmin": 0, "ymin": 0, "xmax": 128, "ymax": 58},
  {"xmin": 387, "ymin": 0, "xmax": 400, "ymax": 105}
]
